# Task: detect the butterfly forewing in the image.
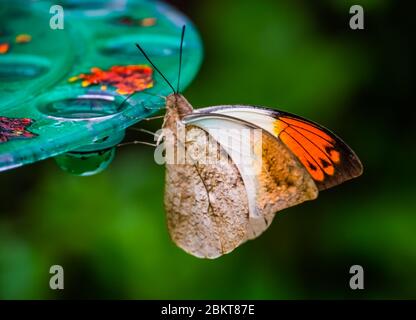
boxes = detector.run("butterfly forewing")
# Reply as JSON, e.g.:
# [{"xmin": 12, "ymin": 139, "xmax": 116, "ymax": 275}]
[{"xmin": 193, "ymin": 105, "xmax": 363, "ymax": 190}]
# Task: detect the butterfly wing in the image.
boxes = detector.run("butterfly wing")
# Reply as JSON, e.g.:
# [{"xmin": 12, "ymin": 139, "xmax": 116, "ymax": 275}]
[
  {"xmin": 193, "ymin": 105, "xmax": 363, "ymax": 191},
  {"xmin": 165, "ymin": 102, "xmax": 362, "ymax": 258},
  {"xmin": 163, "ymin": 122, "xmax": 251, "ymax": 258},
  {"xmin": 183, "ymin": 113, "xmax": 318, "ymax": 241}
]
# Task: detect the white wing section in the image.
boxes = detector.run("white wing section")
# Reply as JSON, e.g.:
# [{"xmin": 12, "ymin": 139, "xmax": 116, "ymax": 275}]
[
  {"xmin": 183, "ymin": 114, "xmax": 262, "ymax": 220},
  {"xmin": 193, "ymin": 105, "xmax": 277, "ymax": 136}
]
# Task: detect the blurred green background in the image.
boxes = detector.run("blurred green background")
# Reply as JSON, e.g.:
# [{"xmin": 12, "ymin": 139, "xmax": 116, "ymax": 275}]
[{"xmin": 0, "ymin": 0, "xmax": 415, "ymax": 299}]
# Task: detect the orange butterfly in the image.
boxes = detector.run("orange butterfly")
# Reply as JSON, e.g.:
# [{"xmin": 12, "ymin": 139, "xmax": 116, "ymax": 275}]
[
  {"xmin": 159, "ymin": 97, "xmax": 363, "ymax": 258},
  {"xmin": 134, "ymin": 26, "xmax": 363, "ymax": 258}
]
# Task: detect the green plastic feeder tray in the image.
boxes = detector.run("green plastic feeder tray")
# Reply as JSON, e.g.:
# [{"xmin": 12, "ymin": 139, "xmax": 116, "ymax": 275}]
[{"xmin": 0, "ymin": 0, "xmax": 203, "ymax": 175}]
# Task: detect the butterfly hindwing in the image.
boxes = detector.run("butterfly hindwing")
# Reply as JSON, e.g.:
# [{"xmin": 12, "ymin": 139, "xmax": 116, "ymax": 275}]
[
  {"xmin": 193, "ymin": 105, "xmax": 363, "ymax": 191},
  {"xmin": 164, "ymin": 123, "xmax": 250, "ymax": 259}
]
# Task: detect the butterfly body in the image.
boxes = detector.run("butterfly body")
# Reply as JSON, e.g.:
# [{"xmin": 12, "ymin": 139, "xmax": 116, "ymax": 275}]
[{"xmin": 161, "ymin": 94, "xmax": 362, "ymax": 258}]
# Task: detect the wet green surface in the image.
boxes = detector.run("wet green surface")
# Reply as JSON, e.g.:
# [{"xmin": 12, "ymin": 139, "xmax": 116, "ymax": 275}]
[
  {"xmin": 0, "ymin": 0, "xmax": 202, "ymax": 173},
  {"xmin": 54, "ymin": 148, "xmax": 116, "ymax": 176}
]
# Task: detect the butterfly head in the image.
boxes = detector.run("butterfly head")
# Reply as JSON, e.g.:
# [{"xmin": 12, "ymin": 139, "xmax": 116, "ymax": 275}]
[{"xmin": 166, "ymin": 93, "xmax": 193, "ymax": 119}]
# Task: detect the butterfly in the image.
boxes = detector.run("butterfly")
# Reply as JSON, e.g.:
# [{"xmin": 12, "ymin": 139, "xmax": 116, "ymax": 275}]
[{"xmin": 133, "ymin": 26, "xmax": 363, "ymax": 259}]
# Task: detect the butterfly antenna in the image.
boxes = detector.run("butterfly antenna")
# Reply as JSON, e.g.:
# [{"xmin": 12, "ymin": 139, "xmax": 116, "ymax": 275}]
[
  {"xmin": 177, "ymin": 25, "xmax": 186, "ymax": 94},
  {"xmin": 135, "ymin": 43, "xmax": 176, "ymax": 94}
]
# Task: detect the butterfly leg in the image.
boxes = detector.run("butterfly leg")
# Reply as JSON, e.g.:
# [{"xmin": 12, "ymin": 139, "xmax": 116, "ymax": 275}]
[{"xmin": 117, "ymin": 140, "xmax": 157, "ymax": 148}]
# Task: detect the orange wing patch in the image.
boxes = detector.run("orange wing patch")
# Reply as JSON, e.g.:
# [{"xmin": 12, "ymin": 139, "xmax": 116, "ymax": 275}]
[{"xmin": 274, "ymin": 116, "xmax": 343, "ymax": 184}]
